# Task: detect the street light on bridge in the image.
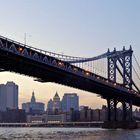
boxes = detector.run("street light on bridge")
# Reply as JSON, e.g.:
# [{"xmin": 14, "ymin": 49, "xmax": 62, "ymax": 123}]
[{"xmin": 24, "ymin": 33, "xmax": 32, "ymax": 46}]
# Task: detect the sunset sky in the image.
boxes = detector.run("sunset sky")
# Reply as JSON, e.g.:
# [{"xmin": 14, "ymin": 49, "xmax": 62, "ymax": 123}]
[{"xmin": 0, "ymin": 0, "xmax": 140, "ymax": 109}]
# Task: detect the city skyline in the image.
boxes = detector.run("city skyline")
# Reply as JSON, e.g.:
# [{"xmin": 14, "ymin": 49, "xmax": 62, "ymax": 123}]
[
  {"xmin": 0, "ymin": 0, "xmax": 140, "ymax": 109},
  {"xmin": 0, "ymin": 80, "xmax": 103, "ymax": 109},
  {"xmin": 0, "ymin": 78, "xmax": 105, "ymax": 109}
]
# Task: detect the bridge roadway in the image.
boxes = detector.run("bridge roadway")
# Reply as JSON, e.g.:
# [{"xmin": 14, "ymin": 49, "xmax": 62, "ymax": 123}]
[{"xmin": 0, "ymin": 36, "xmax": 140, "ymax": 106}]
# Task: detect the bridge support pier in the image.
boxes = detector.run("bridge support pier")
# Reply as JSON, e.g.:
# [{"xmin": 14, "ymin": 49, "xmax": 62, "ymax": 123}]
[
  {"xmin": 107, "ymin": 98, "xmax": 118, "ymax": 121},
  {"xmin": 103, "ymin": 98, "xmax": 137, "ymax": 129},
  {"xmin": 104, "ymin": 98, "xmax": 135, "ymax": 129},
  {"xmin": 107, "ymin": 98, "xmax": 133, "ymax": 122},
  {"xmin": 122, "ymin": 101, "xmax": 133, "ymax": 121}
]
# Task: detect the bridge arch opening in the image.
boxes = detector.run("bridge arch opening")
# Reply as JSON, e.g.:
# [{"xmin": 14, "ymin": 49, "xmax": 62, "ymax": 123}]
[
  {"xmin": 22, "ymin": 49, "xmax": 29, "ymax": 56},
  {"xmin": 9, "ymin": 44, "xmax": 17, "ymax": 53},
  {"xmin": 116, "ymin": 102, "xmax": 123, "ymax": 121},
  {"xmin": 33, "ymin": 52, "xmax": 39, "ymax": 60},
  {"xmin": 43, "ymin": 56, "xmax": 49, "ymax": 63}
]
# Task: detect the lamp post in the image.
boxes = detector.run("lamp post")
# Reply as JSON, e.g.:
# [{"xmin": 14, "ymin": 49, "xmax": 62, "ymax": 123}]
[{"xmin": 24, "ymin": 33, "xmax": 31, "ymax": 46}]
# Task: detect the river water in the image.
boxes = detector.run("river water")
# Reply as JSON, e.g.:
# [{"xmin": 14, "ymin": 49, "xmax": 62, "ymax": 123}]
[{"xmin": 0, "ymin": 127, "xmax": 139, "ymax": 140}]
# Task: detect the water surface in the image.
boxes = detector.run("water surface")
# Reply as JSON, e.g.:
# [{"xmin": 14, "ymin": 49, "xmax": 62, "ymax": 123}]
[{"xmin": 0, "ymin": 127, "xmax": 139, "ymax": 140}]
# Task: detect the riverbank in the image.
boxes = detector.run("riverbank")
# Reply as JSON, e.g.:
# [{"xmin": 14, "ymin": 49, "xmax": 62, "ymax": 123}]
[{"xmin": 0, "ymin": 122, "xmax": 103, "ymax": 128}]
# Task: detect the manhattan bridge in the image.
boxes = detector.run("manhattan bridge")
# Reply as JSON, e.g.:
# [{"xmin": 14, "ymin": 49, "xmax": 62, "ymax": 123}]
[{"xmin": 0, "ymin": 35, "xmax": 140, "ymax": 123}]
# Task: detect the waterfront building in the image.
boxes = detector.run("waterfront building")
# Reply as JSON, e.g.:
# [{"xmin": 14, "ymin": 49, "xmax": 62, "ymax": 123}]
[
  {"xmin": 46, "ymin": 114, "xmax": 66, "ymax": 123},
  {"xmin": 61, "ymin": 93, "xmax": 79, "ymax": 112},
  {"xmin": 0, "ymin": 109, "xmax": 26, "ymax": 123},
  {"xmin": 0, "ymin": 82, "xmax": 18, "ymax": 111},
  {"xmin": 22, "ymin": 91, "xmax": 45, "ymax": 114},
  {"xmin": 87, "ymin": 109, "xmax": 94, "ymax": 121},
  {"xmin": 92, "ymin": 109, "xmax": 101, "ymax": 121},
  {"xmin": 99, "ymin": 105, "xmax": 108, "ymax": 121},
  {"xmin": 79, "ymin": 106, "xmax": 89, "ymax": 121},
  {"xmin": 79, "ymin": 105, "xmax": 108, "ymax": 122},
  {"xmin": 69, "ymin": 109, "xmax": 80, "ymax": 122},
  {"xmin": 26, "ymin": 114, "xmax": 46, "ymax": 123},
  {"xmin": 26, "ymin": 112, "xmax": 67, "ymax": 123}
]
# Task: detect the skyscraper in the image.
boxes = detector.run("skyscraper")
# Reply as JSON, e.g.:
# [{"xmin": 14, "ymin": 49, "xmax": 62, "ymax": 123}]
[
  {"xmin": 47, "ymin": 99, "xmax": 53, "ymax": 114},
  {"xmin": 0, "ymin": 82, "xmax": 18, "ymax": 111},
  {"xmin": 53, "ymin": 92, "xmax": 61, "ymax": 113},
  {"xmin": 61, "ymin": 93, "xmax": 79, "ymax": 112},
  {"xmin": 0, "ymin": 84, "xmax": 7, "ymax": 111}
]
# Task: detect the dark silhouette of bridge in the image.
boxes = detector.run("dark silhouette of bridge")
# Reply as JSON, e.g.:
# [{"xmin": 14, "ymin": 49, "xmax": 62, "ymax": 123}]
[{"xmin": 0, "ymin": 35, "xmax": 140, "ymax": 123}]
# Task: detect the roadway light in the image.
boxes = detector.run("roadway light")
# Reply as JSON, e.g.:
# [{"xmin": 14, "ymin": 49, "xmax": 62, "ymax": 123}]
[
  {"xmin": 58, "ymin": 62, "xmax": 63, "ymax": 66},
  {"xmin": 114, "ymin": 83, "xmax": 116, "ymax": 86},
  {"xmin": 18, "ymin": 47, "xmax": 23, "ymax": 52},
  {"xmin": 85, "ymin": 72, "xmax": 90, "ymax": 76}
]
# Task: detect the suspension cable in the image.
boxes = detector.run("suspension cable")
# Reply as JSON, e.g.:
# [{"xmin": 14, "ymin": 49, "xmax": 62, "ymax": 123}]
[
  {"xmin": 132, "ymin": 66, "xmax": 140, "ymax": 82},
  {"xmin": 133, "ymin": 54, "xmax": 140, "ymax": 71}
]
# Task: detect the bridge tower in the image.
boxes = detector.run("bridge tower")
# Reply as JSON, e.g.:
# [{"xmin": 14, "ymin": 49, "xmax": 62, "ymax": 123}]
[{"xmin": 107, "ymin": 46, "xmax": 133, "ymax": 122}]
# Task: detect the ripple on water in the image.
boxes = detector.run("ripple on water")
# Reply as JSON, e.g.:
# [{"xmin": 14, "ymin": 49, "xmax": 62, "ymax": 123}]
[{"xmin": 0, "ymin": 127, "xmax": 139, "ymax": 140}]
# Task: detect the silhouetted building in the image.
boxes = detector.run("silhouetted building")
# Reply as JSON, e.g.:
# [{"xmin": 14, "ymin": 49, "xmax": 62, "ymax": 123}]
[
  {"xmin": 61, "ymin": 93, "xmax": 79, "ymax": 112},
  {"xmin": 46, "ymin": 114, "xmax": 66, "ymax": 123},
  {"xmin": 0, "ymin": 109, "xmax": 26, "ymax": 123},
  {"xmin": 26, "ymin": 114, "xmax": 46, "ymax": 123},
  {"xmin": 0, "ymin": 82, "xmax": 18, "ymax": 111},
  {"xmin": 47, "ymin": 99, "xmax": 53, "ymax": 114},
  {"xmin": 69, "ymin": 108, "xmax": 80, "ymax": 122},
  {"xmin": 100, "ymin": 105, "xmax": 108, "ymax": 121},
  {"xmin": 92, "ymin": 109, "xmax": 100, "ymax": 121},
  {"xmin": 22, "ymin": 91, "xmax": 45, "ymax": 115},
  {"xmin": 79, "ymin": 106, "xmax": 89, "ymax": 121},
  {"xmin": 79, "ymin": 105, "xmax": 108, "ymax": 122},
  {"xmin": 87, "ymin": 109, "xmax": 94, "ymax": 121},
  {"xmin": 53, "ymin": 92, "xmax": 61, "ymax": 114}
]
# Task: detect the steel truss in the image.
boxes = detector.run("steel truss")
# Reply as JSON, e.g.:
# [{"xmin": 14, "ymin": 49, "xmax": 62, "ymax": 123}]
[{"xmin": 107, "ymin": 47, "xmax": 133, "ymax": 89}]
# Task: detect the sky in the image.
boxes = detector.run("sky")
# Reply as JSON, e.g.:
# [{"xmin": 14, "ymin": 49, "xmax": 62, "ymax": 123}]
[{"xmin": 0, "ymin": 0, "xmax": 140, "ymax": 109}]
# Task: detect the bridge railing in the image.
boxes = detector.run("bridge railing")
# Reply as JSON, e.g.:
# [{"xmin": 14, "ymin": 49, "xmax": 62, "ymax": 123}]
[{"xmin": 0, "ymin": 35, "xmax": 85, "ymax": 61}]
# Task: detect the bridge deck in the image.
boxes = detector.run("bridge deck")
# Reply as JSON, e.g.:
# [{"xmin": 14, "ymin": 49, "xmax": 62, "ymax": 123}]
[{"xmin": 0, "ymin": 36, "xmax": 140, "ymax": 106}]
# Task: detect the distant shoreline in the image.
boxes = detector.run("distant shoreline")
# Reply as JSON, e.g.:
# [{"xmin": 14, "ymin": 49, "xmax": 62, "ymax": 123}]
[{"xmin": 0, "ymin": 122, "xmax": 103, "ymax": 128}]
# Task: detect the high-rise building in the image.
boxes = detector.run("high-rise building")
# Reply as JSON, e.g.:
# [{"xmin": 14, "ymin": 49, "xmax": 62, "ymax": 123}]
[
  {"xmin": 61, "ymin": 93, "xmax": 79, "ymax": 112},
  {"xmin": 47, "ymin": 99, "xmax": 53, "ymax": 114},
  {"xmin": 6, "ymin": 82, "xmax": 18, "ymax": 110},
  {"xmin": 53, "ymin": 92, "xmax": 61, "ymax": 113},
  {"xmin": 0, "ymin": 84, "xmax": 7, "ymax": 111},
  {"xmin": 0, "ymin": 82, "xmax": 18, "ymax": 111},
  {"xmin": 22, "ymin": 91, "xmax": 45, "ymax": 114}
]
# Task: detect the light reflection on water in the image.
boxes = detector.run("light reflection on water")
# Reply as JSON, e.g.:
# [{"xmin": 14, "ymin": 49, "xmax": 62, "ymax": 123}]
[{"xmin": 0, "ymin": 127, "xmax": 139, "ymax": 140}]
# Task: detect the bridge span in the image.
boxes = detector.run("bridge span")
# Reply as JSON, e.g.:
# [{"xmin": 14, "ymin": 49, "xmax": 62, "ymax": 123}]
[{"xmin": 0, "ymin": 35, "xmax": 140, "ymax": 123}]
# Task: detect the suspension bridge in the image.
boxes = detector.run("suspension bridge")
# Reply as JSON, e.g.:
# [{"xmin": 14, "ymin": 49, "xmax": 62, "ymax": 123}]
[{"xmin": 0, "ymin": 35, "xmax": 140, "ymax": 126}]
